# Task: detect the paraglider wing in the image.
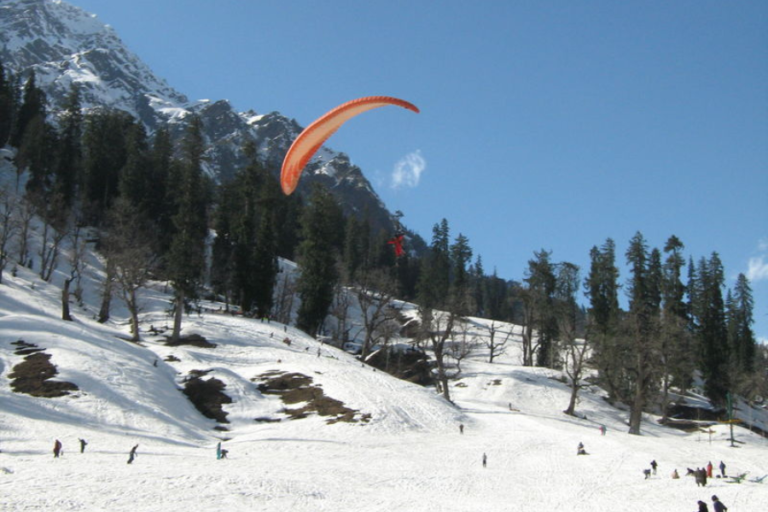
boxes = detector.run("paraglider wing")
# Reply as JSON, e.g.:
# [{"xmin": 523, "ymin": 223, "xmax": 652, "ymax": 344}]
[{"xmin": 280, "ymin": 96, "xmax": 419, "ymax": 195}]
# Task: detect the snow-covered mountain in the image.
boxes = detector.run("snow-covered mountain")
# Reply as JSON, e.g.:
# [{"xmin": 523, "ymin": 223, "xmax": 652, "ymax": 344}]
[{"xmin": 0, "ymin": 0, "xmax": 397, "ymax": 232}]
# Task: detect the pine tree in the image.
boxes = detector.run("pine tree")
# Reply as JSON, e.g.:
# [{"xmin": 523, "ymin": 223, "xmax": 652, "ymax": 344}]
[
  {"xmin": 250, "ymin": 166, "xmax": 280, "ymax": 318},
  {"xmin": 450, "ymin": 233, "xmax": 473, "ymax": 314},
  {"xmin": 624, "ymin": 231, "xmax": 660, "ymax": 435},
  {"xmin": 11, "ymin": 71, "xmax": 46, "ymax": 149},
  {"xmin": 147, "ymin": 127, "xmax": 173, "ymax": 255},
  {"xmin": 658, "ymin": 235, "xmax": 694, "ymax": 418},
  {"xmin": 296, "ymin": 185, "xmax": 343, "ymax": 336},
  {"xmin": 117, "ymin": 122, "xmax": 150, "ymax": 212},
  {"xmin": 167, "ymin": 116, "xmax": 209, "ymax": 342},
  {"xmin": 521, "ymin": 250, "xmax": 558, "ymax": 368},
  {"xmin": 695, "ymin": 253, "xmax": 730, "ymax": 404},
  {"xmin": 0, "ymin": 61, "xmax": 17, "ymax": 147},
  {"xmin": 584, "ymin": 239, "xmax": 623, "ymax": 402},
  {"xmin": 81, "ymin": 110, "xmax": 133, "ymax": 222},
  {"xmin": 728, "ymin": 273, "xmax": 756, "ymax": 380},
  {"xmin": 53, "ymin": 84, "xmax": 83, "ymax": 207},
  {"xmin": 416, "ymin": 219, "xmax": 451, "ymax": 310}
]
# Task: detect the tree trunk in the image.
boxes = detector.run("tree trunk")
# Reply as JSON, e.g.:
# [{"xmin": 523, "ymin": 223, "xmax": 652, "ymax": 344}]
[
  {"xmin": 628, "ymin": 373, "xmax": 645, "ymax": 435},
  {"xmin": 61, "ymin": 278, "xmax": 73, "ymax": 321},
  {"xmin": 564, "ymin": 383, "xmax": 579, "ymax": 416},
  {"xmin": 171, "ymin": 289, "xmax": 185, "ymax": 342},
  {"xmin": 98, "ymin": 259, "xmax": 115, "ymax": 323},
  {"xmin": 128, "ymin": 289, "xmax": 141, "ymax": 342}
]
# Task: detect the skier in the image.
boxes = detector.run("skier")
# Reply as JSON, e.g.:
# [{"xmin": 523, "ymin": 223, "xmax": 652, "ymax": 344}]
[
  {"xmin": 53, "ymin": 439, "xmax": 62, "ymax": 458},
  {"xmin": 707, "ymin": 461, "xmax": 713, "ymax": 478},
  {"xmin": 718, "ymin": 460, "xmax": 726, "ymax": 478},
  {"xmin": 78, "ymin": 438, "xmax": 87, "ymax": 453},
  {"xmin": 127, "ymin": 444, "xmax": 138, "ymax": 464},
  {"xmin": 216, "ymin": 442, "xmax": 222, "ymax": 460},
  {"xmin": 650, "ymin": 460, "xmax": 658, "ymax": 475},
  {"xmin": 459, "ymin": 424, "xmax": 464, "ymax": 434},
  {"xmin": 697, "ymin": 500, "xmax": 710, "ymax": 512},
  {"xmin": 711, "ymin": 495, "xmax": 727, "ymax": 512},
  {"xmin": 482, "ymin": 453, "xmax": 487, "ymax": 468}
]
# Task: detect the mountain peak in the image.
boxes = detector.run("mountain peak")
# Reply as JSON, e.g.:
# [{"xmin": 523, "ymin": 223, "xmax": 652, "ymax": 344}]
[{"xmin": 0, "ymin": 0, "xmax": 401, "ymax": 236}]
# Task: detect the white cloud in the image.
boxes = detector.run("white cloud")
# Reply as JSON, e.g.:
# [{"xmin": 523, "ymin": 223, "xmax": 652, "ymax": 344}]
[
  {"xmin": 390, "ymin": 150, "xmax": 426, "ymax": 189},
  {"xmin": 747, "ymin": 255, "xmax": 768, "ymax": 283},
  {"xmin": 746, "ymin": 239, "xmax": 768, "ymax": 283}
]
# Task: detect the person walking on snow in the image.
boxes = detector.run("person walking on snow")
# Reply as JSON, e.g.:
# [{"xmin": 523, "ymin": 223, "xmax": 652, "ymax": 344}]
[
  {"xmin": 719, "ymin": 461, "xmax": 726, "ymax": 478},
  {"xmin": 711, "ymin": 495, "xmax": 727, "ymax": 512},
  {"xmin": 697, "ymin": 500, "xmax": 710, "ymax": 512},
  {"xmin": 707, "ymin": 461, "xmax": 713, "ymax": 478},
  {"xmin": 79, "ymin": 438, "xmax": 87, "ymax": 453},
  {"xmin": 127, "ymin": 444, "xmax": 138, "ymax": 464},
  {"xmin": 53, "ymin": 439, "xmax": 62, "ymax": 458}
]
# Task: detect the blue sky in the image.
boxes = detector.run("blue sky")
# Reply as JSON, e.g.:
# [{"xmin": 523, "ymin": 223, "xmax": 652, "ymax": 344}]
[{"xmin": 70, "ymin": 0, "xmax": 768, "ymax": 341}]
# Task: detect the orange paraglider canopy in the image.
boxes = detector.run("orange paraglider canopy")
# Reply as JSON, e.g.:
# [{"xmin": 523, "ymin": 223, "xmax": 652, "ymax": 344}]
[{"xmin": 280, "ymin": 96, "xmax": 419, "ymax": 195}]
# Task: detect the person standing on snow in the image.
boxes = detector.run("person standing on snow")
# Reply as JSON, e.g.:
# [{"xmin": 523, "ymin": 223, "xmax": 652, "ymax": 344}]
[
  {"xmin": 651, "ymin": 460, "xmax": 658, "ymax": 475},
  {"xmin": 707, "ymin": 461, "xmax": 713, "ymax": 478},
  {"xmin": 78, "ymin": 438, "xmax": 87, "ymax": 453},
  {"xmin": 482, "ymin": 453, "xmax": 487, "ymax": 468},
  {"xmin": 711, "ymin": 495, "xmax": 727, "ymax": 512},
  {"xmin": 127, "ymin": 444, "xmax": 138, "ymax": 464},
  {"xmin": 718, "ymin": 461, "xmax": 726, "ymax": 478},
  {"xmin": 53, "ymin": 439, "xmax": 62, "ymax": 458}
]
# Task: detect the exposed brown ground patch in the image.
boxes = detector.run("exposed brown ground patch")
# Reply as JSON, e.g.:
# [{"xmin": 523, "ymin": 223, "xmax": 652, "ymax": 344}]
[
  {"xmin": 8, "ymin": 340, "xmax": 79, "ymax": 398},
  {"xmin": 182, "ymin": 369, "xmax": 231, "ymax": 425},
  {"xmin": 254, "ymin": 371, "xmax": 370, "ymax": 424}
]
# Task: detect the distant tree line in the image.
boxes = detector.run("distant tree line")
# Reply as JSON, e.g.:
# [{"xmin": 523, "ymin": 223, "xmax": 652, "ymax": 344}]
[{"xmin": 1, "ymin": 61, "xmax": 764, "ymax": 431}]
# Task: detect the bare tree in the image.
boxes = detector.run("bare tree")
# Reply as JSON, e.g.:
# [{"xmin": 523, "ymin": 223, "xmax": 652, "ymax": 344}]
[
  {"xmin": 37, "ymin": 194, "xmax": 68, "ymax": 282},
  {"xmin": 484, "ymin": 321, "xmax": 512, "ymax": 363},
  {"xmin": 104, "ymin": 198, "xmax": 157, "ymax": 341},
  {"xmin": 98, "ymin": 257, "xmax": 115, "ymax": 324},
  {"xmin": 555, "ymin": 262, "xmax": 589, "ymax": 417},
  {"xmin": 519, "ymin": 287, "xmax": 541, "ymax": 366},
  {"xmin": 418, "ymin": 307, "xmax": 474, "ymax": 402},
  {"xmin": 61, "ymin": 224, "xmax": 88, "ymax": 321},
  {"xmin": 14, "ymin": 196, "xmax": 34, "ymax": 268},
  {"xmin": 0, "ymin": 186, "xmax": 17, "ymax": 284},
  {"xmin": 355, "ymin": 269, "xmax": 400, "ymax": 360},
  {"xmin": 329, "ymin": 282, "xmax": 353, "ymax": 345}
]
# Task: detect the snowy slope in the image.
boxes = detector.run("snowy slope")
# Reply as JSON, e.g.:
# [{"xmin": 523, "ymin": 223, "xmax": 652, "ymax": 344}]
[{"xmin": 1, "ymin": 230, "xmax": 767, "ymax": 511}]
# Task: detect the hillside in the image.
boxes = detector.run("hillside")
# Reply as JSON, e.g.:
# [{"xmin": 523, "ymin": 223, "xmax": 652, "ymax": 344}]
[{"xmin": 0, "ymin": 194, "xmax": 766, "ymax": 511}]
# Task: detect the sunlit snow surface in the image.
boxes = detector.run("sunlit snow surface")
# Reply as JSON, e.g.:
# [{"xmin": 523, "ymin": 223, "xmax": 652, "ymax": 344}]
[{"xmin": 0, "ymin": 223, "xmax": 766, "ymax": 511}]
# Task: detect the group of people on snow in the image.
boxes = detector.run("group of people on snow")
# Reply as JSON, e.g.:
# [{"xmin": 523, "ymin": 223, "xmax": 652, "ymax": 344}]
[{"xmin": 697, "ymin": 495, "xmax": 728, "ymax": 512}]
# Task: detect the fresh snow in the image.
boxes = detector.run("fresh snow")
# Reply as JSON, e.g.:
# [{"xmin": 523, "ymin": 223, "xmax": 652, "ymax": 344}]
[{"xmin": 0, "ymin": 222, "xmax": 766, "ymax": 511}]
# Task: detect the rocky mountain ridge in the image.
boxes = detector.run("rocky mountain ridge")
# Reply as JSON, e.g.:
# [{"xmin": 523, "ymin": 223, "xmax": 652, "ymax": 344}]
[{"xmin": 0, "ymin": 0, "xmax": 399, "ymax": 233}]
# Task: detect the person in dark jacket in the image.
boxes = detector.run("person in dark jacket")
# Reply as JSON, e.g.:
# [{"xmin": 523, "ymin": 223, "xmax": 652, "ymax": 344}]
[
  {"xmin": 127, "ymin": 444, "xmax": 138, "ymax": 464},
  {"xmin": 650, "ymin": 460, "xmax": 658, "ymax": 475},
  {"xmin": 697, "ymin": 500, "xmax": 709, "ymax": 512},
  {"xmin": 718, "ymin": 461, "xmax": 726, "ymax": 478},
  {"xmin": 53, "ymin": 439, "xmax": 62, "ymax": 458},
  {"xmin": 78, "ymin": 438, "xmax": 87, "ymax": 453},
  {"xmin": 711, "ymin": 495, "xmax": 727, "ymax": 512}
]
